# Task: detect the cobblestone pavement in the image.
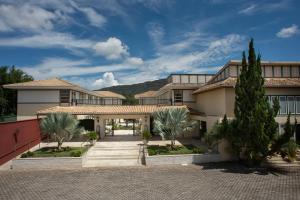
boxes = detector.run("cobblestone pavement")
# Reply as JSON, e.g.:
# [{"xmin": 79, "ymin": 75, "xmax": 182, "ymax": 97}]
[{"xmin": 0, "ymin": 163, "xmax": 299, "ymax": 200}]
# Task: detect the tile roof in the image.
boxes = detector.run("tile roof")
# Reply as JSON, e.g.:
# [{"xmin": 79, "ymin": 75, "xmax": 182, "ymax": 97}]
[
  {"xmin": 94, "ymin": 91, "xmax": 126, "ymax": 99},
  {"xmin": 37, "ymin": 105, "xmax": 187, "ymax": 115},
  {"xmin": 3, "ymin": 78, "xmax": 104, "ymax": 97},
  {"xmin": 134, "ymin": 91, "xmax": 157, "ymax": 98},
  {"xmin": 193, "ymin": 77, "xmax": 300, "ymax": 94}
]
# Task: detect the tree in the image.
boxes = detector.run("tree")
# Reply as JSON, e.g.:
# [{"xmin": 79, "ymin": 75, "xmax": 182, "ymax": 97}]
[
  {"xmin": 270, "ymin": 113, "xmax": 296, "ymax": 155},
  {"xmin": 0, "ymin": 66, "xmax": 33, "ymax": 115},
  {"xmin": 153, "ymin": 108, "xmax": 196, "ymax": 149},
  {"xmin": 40, "ymin": 113, "xmax": 83, "ymax": 150},
  {"xmin": 233, "ymin": 39, "xmax": 279, "ymax": 164}
]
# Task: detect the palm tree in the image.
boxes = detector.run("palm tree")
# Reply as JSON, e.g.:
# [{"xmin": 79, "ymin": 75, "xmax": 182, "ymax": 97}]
[
  {"xmin": 40, "ymin": 113, "xmax": 83, "ymax": 150},
  {"xmin": 153, "ymin": 108, "xmax": 196, "ymax": 149}
]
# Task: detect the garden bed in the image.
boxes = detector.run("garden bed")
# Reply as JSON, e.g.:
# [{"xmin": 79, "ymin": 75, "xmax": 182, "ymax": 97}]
[
  {"xmin": 147, "ymin": 144, "xmax": 207, "ymax": 156},
  {"xmin": 145, "ymin": 144, "xmax": 227, "ymax": 166},
  {"xmin": 21, "ymin": 146, "xmax": 89, "ymax": 158}
]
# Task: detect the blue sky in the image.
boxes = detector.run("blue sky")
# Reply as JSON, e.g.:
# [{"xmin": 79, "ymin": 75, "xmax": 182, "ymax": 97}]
[{"xmin": 0, "ymin": 0, "xmax": 299, "ymax": 89}]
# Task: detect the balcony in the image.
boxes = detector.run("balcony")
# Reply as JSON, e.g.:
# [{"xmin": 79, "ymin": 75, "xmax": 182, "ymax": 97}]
[{"xmin": 139, "ymin": 98, "xmax": 171, "ymax": 105}]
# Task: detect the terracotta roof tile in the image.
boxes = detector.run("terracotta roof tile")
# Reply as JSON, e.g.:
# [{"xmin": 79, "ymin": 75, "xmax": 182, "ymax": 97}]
[
  {"xmin": 193, "ymin": 77, "xmax": 300, "ymax": 94},
  {"xmin": 134, "ymin": 91, "xmax": 157, "ymax": 98},
  {"xmin": 94, "ymin": 91, "xmax": 126, "ymax": 99},
  {"xmin": 37, "ymin": 105, "xmax": 187, "ymax": 115}
]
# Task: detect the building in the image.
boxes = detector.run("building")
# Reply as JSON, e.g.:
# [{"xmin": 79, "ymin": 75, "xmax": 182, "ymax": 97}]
[
  {"xmin": 3, "ymin": 78, "xmax": 125, "ymax": 120},
  {"xmin": 135, "ymin": 74, "xmax": 213, "ymax": 107},
  {"xmin": 191, "ymin": 60, "xmax": 300, "ymax": 140}
]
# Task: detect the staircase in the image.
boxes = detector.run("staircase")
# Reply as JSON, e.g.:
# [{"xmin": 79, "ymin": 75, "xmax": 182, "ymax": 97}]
[{"xmin": 83, "ymin": 141, "xmax": 142, "ymax": 167}]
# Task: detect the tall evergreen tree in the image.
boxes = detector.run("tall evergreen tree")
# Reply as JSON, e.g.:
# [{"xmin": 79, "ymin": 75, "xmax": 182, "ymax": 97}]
[{"xmin": 234, "ymin": 39, "xmax": 279, "ymax": 164}]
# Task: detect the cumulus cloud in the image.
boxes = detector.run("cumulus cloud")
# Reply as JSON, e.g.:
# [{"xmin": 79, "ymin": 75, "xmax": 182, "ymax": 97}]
[
  {"xmin": 0, "ymin": 4, "xmax": 58, "ymax": 32},
  {"xmin": 93, "ymin": 37, "xmax": 129, "ymax": 60},
  {"xmin": 276, "ymin": 24, "xmax": 299, "ymax": 38},
  {"xmin": 93, "ymin": 72, "xmax": 119, "ymax": 88}
]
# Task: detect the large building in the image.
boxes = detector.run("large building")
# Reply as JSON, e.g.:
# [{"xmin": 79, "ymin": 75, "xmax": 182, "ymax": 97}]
[
  {"xmin": 3, "ymin": 78, "xmax": 125, "ymax": 120},
  {"xmin": 135, "ymin": 60, "xmax": 300, "ymax": 143}
]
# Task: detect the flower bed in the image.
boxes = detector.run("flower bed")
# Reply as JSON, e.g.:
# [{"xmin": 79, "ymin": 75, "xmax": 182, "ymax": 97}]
[
  {"xmin": 21, "ymin": 146, "xmax": 90, "ymax": 158},
  {"xmin": 147, "ymin": 144, "xmax": 207, "ymax": 156}
]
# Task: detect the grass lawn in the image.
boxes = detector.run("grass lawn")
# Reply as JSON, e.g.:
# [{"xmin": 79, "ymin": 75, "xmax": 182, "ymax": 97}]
[
  {"xmin": 147, "ymin": 144, "xmax": 207, "ymax": 156},
  {"xmin": 21, "ymin": 146, "xmax": 90, "ymax": 158}
]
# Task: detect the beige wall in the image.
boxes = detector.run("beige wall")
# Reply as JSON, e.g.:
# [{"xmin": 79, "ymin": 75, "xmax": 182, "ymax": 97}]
[
  {"xmin": 195, "ymin": 87, "xmax": 300, "ymax": 132},
  {"xmin": 18, "ymin": 90, "xmax": 59, "ymax": 103},
  {"xmin": 195, "ymin": 88, "xmax": 226, "ymax": 117},
  {"xmin": 17, "ymin": 103, "xmax": 59, "ymax": 121}
]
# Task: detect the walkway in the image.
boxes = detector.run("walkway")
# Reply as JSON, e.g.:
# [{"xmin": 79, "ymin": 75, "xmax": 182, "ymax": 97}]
[
  {"xmin": 0, "ymin": 163, "xmax": 299, "ymax": 200},
  {"xmin": 84, "ymin": 130, "xmax": 142, "ymax": 167}
]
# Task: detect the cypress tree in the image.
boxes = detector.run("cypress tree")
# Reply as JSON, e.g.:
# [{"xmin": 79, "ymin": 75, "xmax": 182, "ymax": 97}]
[{"xmin": 234, "ymin": 39, "xmax": 278, "ymax": 164}]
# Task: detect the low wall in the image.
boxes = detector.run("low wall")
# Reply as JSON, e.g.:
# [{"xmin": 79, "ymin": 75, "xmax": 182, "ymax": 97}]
[
  {"xmin": 0, "ymin": 119, "xmax": 41, "ymax": 166},
  {"xmin": 10, "ymin": 149, "xmax": 89, "ymax": 170},
  {"xmin": 11, "ymin": 157, "xmax": 82, "ymax": 170},
  {"xmin": 146, "ymin": 153, "xmax": 226, "ymax": 166}
]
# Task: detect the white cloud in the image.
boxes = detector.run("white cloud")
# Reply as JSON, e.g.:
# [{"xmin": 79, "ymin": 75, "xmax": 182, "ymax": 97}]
[
  {"xmin": 125, "ymin": 57, "xmax": 144, "ymax": 65},
  {"xmin": 0, "ymin": 32, "xmax": 94, "ymax": 49},
  {"xmin": 147, "ymin": 22, "xmax": 165, "ymax": 49},
  {"xmin": 79, "ymin": 7, "xmax": 106, "ymax": 28},
  {"xmin": 0, "ymin": 4, "xmax": 58, "ymax": 32},
  {"xmin": 238, "ymin": 4, "xmax": 257, "ymax": 15},
  {"xmin": 93, "ymin": 72, "xmax": 119, "ymax": 88},
  {"xmin": 276, "ymin": 24, "xmax": 299, "ymax": 38},
  {"xmin": 93, "ymin": 37, "xmax": 129, "ymax": 60}
]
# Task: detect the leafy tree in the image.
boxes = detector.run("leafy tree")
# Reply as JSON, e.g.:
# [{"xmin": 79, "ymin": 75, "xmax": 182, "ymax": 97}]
[
  {"xmin": 40, "ymin": 113, "xmax": 83, "ymax": 150},
  {"xmin": 0, "ymin": 66, "xmax": 33, "ymax": 115},
  {"xmin": 153, "ymin": 108, "xmax": 196, "ymax": 149},
  {"xmin": 233, "ymin": 39, "xmax": 279, "ymax": 164}
]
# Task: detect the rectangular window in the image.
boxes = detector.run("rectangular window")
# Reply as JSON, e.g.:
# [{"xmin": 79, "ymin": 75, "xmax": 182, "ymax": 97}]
[
  {"xmin": 279, "ymin": 96, "xmax": 287, "ymax": 114},
  {"xmin": 296, "ymin": 96, "xmax": 300, "ymax": 114},
  {"xmin": 274, "ymin": 66, "xmax": 282, "ymax": 77},
  {"xmin": 265, "ymin": 66, "xmax": 273, "ymax": 77},
  {"xmin": 60, "ymin": 90, "xmax": 70, "ymax": 103},
  {"xmin": 282, "ymin": 66, "xmax": 290, "ymax": 77},
  {"xmin": 287, "ymin": 96, "xmax": 295, "ymax": 114},
  {"xmin": 291, "ymin": 66, "xmax": 299, "ymax": 77},
  {"xmin": 174, "ymin": 90, "xmax": 183, "ymax": 103}
]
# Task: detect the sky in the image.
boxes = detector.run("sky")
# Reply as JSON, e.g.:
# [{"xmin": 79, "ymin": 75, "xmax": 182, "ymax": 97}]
[{"xmin": 0, "ymin": 0, "xmax": 299, "ymax": 90}]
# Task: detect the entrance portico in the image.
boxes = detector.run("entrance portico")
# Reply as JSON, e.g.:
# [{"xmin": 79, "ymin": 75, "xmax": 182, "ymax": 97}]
[{"xmin": 37, "ymin": 105, "xmax": 187, "ymax": 140}]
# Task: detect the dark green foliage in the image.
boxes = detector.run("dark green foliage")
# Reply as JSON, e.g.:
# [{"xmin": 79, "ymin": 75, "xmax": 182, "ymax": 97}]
[
  {"xmin": 123, "ymin": 94, "xmax": 139, "ymax": 105},
  {"xmin": 70, "ymin": 150, "xmax": 82, "ymax": 157},
  {"xmin": 87, "ymin": 131, "xmax": 98, "ymax": 140},
  {"xmin": 0, "ymin": 66, "xmax": 33, "ymax": 115},
  {"xmin": 21, "ymin": 151, "xmax": 34, "ymax": 158},
  {"xmin": 270, "ymin": 113, "xmax": 296, "ymax": 155},
  {"xmin": 280, "ymin": 140, "xmax": 298, "ymax": 162},
  {"xmin": 233, "ymin": 39, "xmax": 279, "ymax": 164},
  {"xmin": 147, "ymin": 144, "xmax": 206, "ymax": 156}
]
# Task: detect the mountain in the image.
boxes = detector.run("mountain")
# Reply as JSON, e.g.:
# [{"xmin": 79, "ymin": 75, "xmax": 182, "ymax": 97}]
[{"xmin": 96, "ymin": 78, "xmax": 167, "ymax": 96}]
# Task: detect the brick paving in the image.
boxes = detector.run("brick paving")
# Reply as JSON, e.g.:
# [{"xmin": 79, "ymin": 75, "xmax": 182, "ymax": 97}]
[{"xmin": 0, "ymin": 163, "xmax": 299, "ymax": 200}]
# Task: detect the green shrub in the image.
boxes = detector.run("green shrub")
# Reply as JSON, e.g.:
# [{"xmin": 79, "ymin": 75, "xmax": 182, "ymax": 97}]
[
  {"xmin": 192, "ymin": 146, "xmax": 206, "ymax": 154},
  {"xmin": 21, "ymin": 151, "xmax": 34, "ymax": 158},
  {"xmin": 280, "ymin": 140, "xmax": 298, "ymax": 162},
  {"xmin": 142, "ymin": 130, "xmax": 152, "ymax": 141},
  {"xmin": 70, "ymin": 150, "xmax": 82, "ymax": 157},
  {"xmin": 87, "ymin": 131, "xmax": 98, "ymax": 140}
]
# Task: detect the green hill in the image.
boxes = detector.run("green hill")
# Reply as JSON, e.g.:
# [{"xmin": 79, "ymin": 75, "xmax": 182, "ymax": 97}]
[{"xmin": 96, "ymin": 78, "xmax": 167, "ymax": 96}]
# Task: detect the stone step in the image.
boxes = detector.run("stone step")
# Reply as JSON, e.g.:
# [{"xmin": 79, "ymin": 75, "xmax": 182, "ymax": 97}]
[
  {"xmin": 83, "ymin": 159, "xmax": 141, "ymax": 167},
  {"xmin": 87, "ymin": 155, "xmax": 139, "ymax": 160}
]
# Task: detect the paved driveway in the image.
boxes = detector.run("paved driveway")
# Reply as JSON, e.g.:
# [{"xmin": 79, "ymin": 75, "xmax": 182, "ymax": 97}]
[{"xmin": 0, "ymin": 163, "xmax": 299, "ymax": 200}]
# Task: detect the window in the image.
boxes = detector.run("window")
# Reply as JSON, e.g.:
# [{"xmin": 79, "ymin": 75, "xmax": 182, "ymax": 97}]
[
  {"xmin": 287, "ymin": 96, "xmax": 295, "ymax": 114},
  {"xmin": 296, "ymin": 96, "xmax": 300, "ymax": 114},
  {"xmin": 274, "ymin": 66, "xmax": 282, "ymax": 77},
  {"xmin": 282, "ymin": 66, "xmax": 290, "ymax": 77},
  {"xmin": 279, "ymin": 96, "xmax": 287, "ymax": 114},
  {"xmin": 174, "ymin": 90, "xmax": 183, "ymax": 103},
  {"xmin": 60, "ymin": 90, "xmax": 70, "ymax": 103}
]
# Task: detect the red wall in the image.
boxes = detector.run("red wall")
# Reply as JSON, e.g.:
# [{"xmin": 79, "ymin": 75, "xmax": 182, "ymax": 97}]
[{"xmin": 0, "ymin": 119, "xmax": 41, "ymax": 165}]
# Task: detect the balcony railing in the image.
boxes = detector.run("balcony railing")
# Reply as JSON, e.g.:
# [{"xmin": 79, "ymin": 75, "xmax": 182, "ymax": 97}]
[
  {"xmin": 139, "ymin": 98, "xmax": 172, "ymax": 105},
  {"xmin": 72, "ymin": 99, "xmax": 121, "ymax": 105}
]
